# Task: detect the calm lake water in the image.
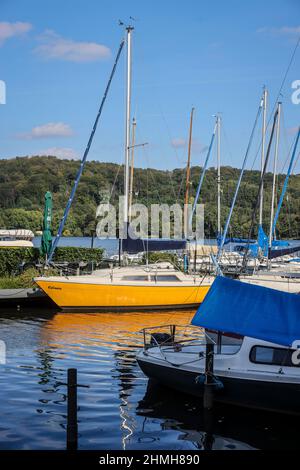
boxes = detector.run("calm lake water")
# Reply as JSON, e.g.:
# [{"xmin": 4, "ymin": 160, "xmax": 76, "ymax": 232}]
[
  {"xmin": 32, "ymin": 236, "xmax": 300, "ymax": 257},
  {"xmin": 2, "ymin": 236, "xmax": 299, "ymax": 450},
  {"xmin": 0, "ymin": 309, "xmax": 299, "ymax": 450},
  {"xmin": 33, "ymin": 236, "xmax": 119, "ymax": 256}
]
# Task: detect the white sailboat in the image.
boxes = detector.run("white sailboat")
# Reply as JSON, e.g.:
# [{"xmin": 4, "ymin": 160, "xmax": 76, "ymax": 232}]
[
  {"xmin": 137, "ymin": 276, "xmax": 300, "ymax": 415},
  {"xmin": 0, "ymin": 229, "xmax": 34, "ymax": 247}
]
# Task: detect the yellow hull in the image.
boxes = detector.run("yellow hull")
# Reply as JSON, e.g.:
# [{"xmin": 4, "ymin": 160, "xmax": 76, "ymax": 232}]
[{"xmin": 36, "ymin": 280, "xmax": 210, "ymax": 311}]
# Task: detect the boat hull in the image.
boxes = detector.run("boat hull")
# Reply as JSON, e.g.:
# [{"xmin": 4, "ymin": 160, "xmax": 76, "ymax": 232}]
[
  {"xmin": 137, "ymin": 356, "xmax": 300, "ymax": 415},
  {"xmin": 35, "ymin": 279, "xmax": 210, "ymax": 311}
]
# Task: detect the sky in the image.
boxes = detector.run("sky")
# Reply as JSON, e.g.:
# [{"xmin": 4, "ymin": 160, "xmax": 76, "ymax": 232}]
[{"xmin": 0, "ymin": 0, "xmax": 299, "ymax": 171}]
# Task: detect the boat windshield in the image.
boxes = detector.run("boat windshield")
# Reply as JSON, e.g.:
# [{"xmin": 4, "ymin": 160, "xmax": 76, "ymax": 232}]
[{"xmin": 206, "ymin": 330, "xmax": 244, "ymax": 355}]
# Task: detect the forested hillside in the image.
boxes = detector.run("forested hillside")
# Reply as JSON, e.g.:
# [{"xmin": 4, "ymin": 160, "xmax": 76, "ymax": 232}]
[{"xmin": 0, "ymin": 156, "xmax": 299, "ymax": 239}]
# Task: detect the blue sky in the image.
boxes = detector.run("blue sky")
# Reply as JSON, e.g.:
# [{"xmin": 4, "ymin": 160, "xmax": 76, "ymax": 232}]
[{"xmin": 0, "ymin": 0, "xmax": 299, "ymax": 171}]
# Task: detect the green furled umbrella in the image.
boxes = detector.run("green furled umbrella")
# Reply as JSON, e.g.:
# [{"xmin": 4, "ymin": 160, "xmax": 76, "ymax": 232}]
[{"xmin": 40, "ymin": 191, "xmax": 53, "ymax": 259}]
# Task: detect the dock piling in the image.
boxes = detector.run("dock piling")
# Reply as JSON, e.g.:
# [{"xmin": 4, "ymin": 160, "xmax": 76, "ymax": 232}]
[
  {"xmin": 203, "ymin": 337, "xmax": 214, "ymax": 410},
  {"xmin": 67, "ymin": 368, "xmax": 78, "ymax": 450}
]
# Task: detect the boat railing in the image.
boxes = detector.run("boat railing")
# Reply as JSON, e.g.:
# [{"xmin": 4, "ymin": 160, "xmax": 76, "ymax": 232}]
[
  {"xmin": 140, "ymin": 325, "xmax": 225, "ymax": 367},
  {"xmin": 140, "ymin": 324, "xmax": 206, "ymax": 351},
  {"xmin": 140, "ymin": 325, "xmax": 243, "ymax": 362}
]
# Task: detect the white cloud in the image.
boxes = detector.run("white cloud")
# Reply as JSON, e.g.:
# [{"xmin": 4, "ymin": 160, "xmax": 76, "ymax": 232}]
[
  {"xmin": 38, "ymin": 147, "xmax": 79, "ymax": 160},
  {"xmin": 34, "ymin": 30, "xmax": 111, "ymax": 62},
  {"xmin": 278, "ymin": 26, "xmax": 300, "ymax": 35},
  {"xmin": 18, "ymin": 122, "xmax": 74, "ymax": 140},
  {"xmin": 0, "ymin": 21, "xmax": 32, "ymax": 46},
  {"xmin": 171, "ymin": 138, "xmax": 186, "ymax": 149},
  {"xmin": 171, "ymin": 138, "xmax": 207, "ymax": 154},
  {"xmin": 257, "ymin": 25, "xmax": 300, "ymax": 36},
  {"xmin": 288, "ymin": 126, "xmax": 299, "ymax": 135}
]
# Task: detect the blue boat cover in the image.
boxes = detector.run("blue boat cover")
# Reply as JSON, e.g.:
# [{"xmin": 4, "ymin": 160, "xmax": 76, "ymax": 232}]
[
  {"xmin": 268, "ymin": 244, "xmax": 300, "ymax": 260},
  {"xmin": 217, "ymin": 235, "xmax": 256, "ymax": 246},
  {"xmin": 120, "ymin": 222, "xmax": 186, "ymax": 253},
  {"xmin": 191, "ymin": 276, "xmax": 300, "ymax": 347},
  {"xmin": 257, "ymin": 225, "xmax": 268, "ymax": 256},
  {"xmin": 122, "ymin": 237, "xmax": 186, "ymax": 253},
  {"xmin": 272, "ymin": 240, "xmax": 290, "ymax": 247}
]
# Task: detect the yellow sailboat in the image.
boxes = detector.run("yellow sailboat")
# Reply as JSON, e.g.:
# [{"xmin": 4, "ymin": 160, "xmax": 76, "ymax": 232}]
[
  {"xmin": 35, "ymin": 27, "xmax": 213, "ymax": 311},
  {"xmin": 35, "ymin": 262, "xmax": 212, "ymax": 311}
]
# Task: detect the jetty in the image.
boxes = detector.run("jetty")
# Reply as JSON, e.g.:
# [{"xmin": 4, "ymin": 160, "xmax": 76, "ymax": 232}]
[{"xmin": 0, "ymin": 287, "xmax": 57, "ymax": 309}]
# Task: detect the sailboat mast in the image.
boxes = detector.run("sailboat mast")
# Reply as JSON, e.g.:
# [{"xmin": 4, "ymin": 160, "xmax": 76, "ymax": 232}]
[
  {"xmin": 269, "ymin": 101, "xmax": 281, "ymax": 247},
  {"xmin": 184, "ymin": 107, "xmax": 194, "ymax": 237},
  {"xmin": 271, "ymin": 127, "xmax": 300, "ymax": 243},
  {"xmin": 123, "ymin": 26, "xmax": 134, "ymax": 230},
  {"xmin": 217, "ymin": 115, "xmax": 221, "ymax": 235},
  {"xmin": 128, "ymin": 117, "xmax": 136, "ymax": 221},
  {"xmin": 259, "ymin": 87, "xmax": 268, "ymax": 226}
]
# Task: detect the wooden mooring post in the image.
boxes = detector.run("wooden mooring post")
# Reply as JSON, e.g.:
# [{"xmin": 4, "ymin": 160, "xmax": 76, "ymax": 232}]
[
  {"xmin": 67, "ymin": 368, "xmax": 78, "ymax": 450},
  {"xmin": 203, "ymin": 337, "xmax": 214, "ymax": 410},
  {"xmin": 202, "ymin": 336, "xmax": 215, "ymax": 449}
]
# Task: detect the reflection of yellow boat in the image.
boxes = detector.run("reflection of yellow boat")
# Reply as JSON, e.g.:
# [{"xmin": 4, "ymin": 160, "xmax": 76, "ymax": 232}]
[
  {"xmin": 35, "ymin": 263, "xmax": 213, "ymax": 312},
  {"xmin": 42, "ymin": 310, "xmax": 195, "ymax": 350}
]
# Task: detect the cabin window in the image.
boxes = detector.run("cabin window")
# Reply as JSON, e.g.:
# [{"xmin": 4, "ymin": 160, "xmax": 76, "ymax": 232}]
[
  {"xmin": 121, "ymin": 275, "xmax": 150, "ymax": 281},
  {"xmin": 250, "ymin": 345, "xmax": 300, "ymax": 367},
  {"xmin": 121, "ymin": 275, "xmax": 181, "ymax": 282},
  {"xmin": 151, "ymin": 275, "xmax": 181, "ymax": 282}
]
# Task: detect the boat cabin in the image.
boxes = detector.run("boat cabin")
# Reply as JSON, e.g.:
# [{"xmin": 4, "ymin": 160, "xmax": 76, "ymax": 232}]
[{"xmin": 0, "ymin": 229, "xmax": 34, "ymax": 247}]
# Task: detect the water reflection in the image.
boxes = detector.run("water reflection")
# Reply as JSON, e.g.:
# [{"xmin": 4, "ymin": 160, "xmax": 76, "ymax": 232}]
[
  {"xmin": 137, "ymin": 379, "xmax": 300, "ymax": 450},
  {"xmin": 42, "ymin": 310, "xmax": 195, "ymax": 348},
  {"xmin": 0, "ymin": 309, "xmax": 299, "ymax": 450}
]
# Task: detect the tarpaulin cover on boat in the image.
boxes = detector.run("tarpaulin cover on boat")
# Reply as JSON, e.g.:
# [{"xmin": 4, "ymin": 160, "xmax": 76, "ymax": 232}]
[
  {"xmin": 120, "ymin": 223, "xmax": 186, "ymax": 253},
  {"xmin": 257, "ymin": 225, "xmax": 268, "ymax": 256},
  {"xmin": 191, "ymin": 276, "xmax": 300, "ymax": 347},
  {"xmin": 216, "ymin": 236, "xmax": 256, "ymax": 246},
  {"xmin": 271, "ymin": 240, "xmax": 290, "ymax": 247},
  {"xmin": 268, "ymin": 244, "xmax": 300, "ymax": 260},
  {"xmin": 121, "ymin": 237, "xmax": 186, "ymax": 253}
]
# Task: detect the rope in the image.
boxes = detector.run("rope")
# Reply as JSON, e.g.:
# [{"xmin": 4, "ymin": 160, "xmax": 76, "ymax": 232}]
[
  {"xmin": 249, "ymin": 35, "xmax": 300, "ymax": 172},
  {"xmin": 242, "ymin": 108, "xmax": 279, "ymax": 269},
  {"xmin": 108, "ymin": 164, "xmax": 122, "ymax": 203},
  {"xmin": 218, "ymin": 96, "xmax": 263, "ymax": 257},
  {"xmin": 48, "ymin": 38, "xmax": 125, "ymax": 263}
]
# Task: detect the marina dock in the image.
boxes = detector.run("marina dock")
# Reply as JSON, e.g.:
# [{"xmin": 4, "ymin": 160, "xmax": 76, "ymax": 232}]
[{"xmin": 0, "ymin": 288, "xmax": 57, "ymax": 309}]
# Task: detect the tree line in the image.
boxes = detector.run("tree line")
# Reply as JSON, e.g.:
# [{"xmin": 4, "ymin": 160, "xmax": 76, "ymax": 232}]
[{"xmin": 0, "ymin": 155, "xmax": 299, "ymax": 239}]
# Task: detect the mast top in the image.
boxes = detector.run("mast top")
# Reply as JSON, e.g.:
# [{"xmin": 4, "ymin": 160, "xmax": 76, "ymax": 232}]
[{"xmin": 118, "ymin": 19, "xmax": 135, "ymax": 32}]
